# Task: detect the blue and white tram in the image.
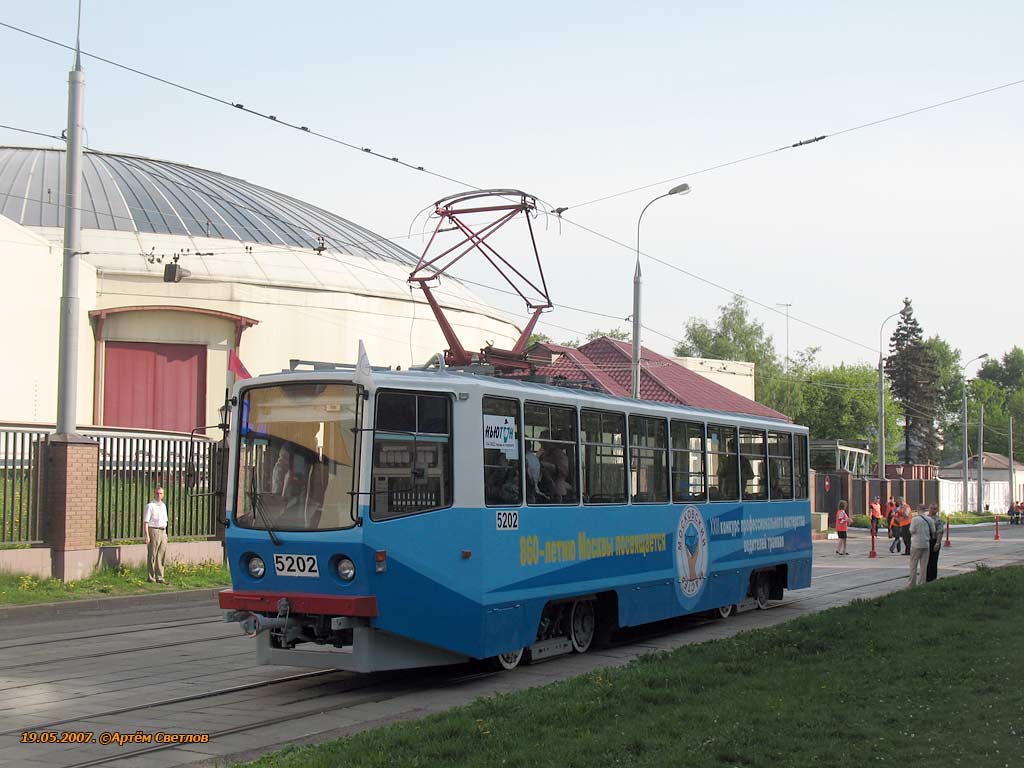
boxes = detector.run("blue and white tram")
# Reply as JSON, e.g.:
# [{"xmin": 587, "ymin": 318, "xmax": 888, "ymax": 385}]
[{"xmin": 220, "ymin": 366, "xmax": 812, "ymax": 672}]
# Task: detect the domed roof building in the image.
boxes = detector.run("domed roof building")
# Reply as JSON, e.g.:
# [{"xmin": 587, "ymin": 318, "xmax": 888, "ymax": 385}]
[{"xmin": 0, "ymin": 146, "xmax": 519, "ymax": 432}]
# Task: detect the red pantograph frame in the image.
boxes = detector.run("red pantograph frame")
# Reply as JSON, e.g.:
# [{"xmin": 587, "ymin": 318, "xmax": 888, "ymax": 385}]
[{"xmin": 408, "ymin": 189, "xmax": 552, "ymax": 368}]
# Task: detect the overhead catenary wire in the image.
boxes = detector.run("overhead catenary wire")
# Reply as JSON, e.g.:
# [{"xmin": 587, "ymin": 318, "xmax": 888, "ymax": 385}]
[
  {"xmin": 0, "ymin": 74, "xmax": 998, "ymax": 388},
  {"xmin": 0, "ymin": 21, "xmax": 480, "ymax": 192},
  {"xmin": 559, "ymin": 76, "xmax": 1024, "ymax": 212},
  {"xmin": 0, "ymin": 24, "xmax": 1004, "ymax": 364}
]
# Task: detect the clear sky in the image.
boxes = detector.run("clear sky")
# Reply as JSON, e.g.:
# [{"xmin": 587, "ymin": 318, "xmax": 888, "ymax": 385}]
[{"xmin": 2, "ymin": 1, "xmax": 1021, "ymax": 373}]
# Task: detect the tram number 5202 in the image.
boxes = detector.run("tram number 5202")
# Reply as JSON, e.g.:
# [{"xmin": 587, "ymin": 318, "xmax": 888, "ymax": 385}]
[{"xmin": 496, "ymin": 510, "xmax": 519, "ymax": 531}]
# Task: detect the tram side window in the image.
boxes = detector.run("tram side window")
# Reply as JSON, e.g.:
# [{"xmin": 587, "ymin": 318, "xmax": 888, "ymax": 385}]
[
  {"xmin": 793, "ymin": 434, "xmax": 809, "ymax": 499},
  {"xmin": 671, "ymin": 420, "xmax": 706, "ymax": 502},
  {"xmin": 740, "ymin": 429, "xmax": 767, "ymax": 501},
  {"xmin": 581, "ymin": 409, "xmax": 627, "ymax": 504},
  {"xmin": 371, "ymin": 391, "xmax": 452, "ymax": 520},
  {"xmin": 630, "ymin": 415, "xmax": 668, "ymax": 503},
  {"xmin": 524, "ymin": 403, "xmax": 579, "ymax": 505},
  {"xmin": 483, "ymin": 397, "xmax": 522, "ymax": 506},
  {"xmin": 707, "ymin": 424, "xmax": 739, "ymax": 501},
  {"xmin": 768, "ymin": 431, "xmax": 794, "ymax": 500}
]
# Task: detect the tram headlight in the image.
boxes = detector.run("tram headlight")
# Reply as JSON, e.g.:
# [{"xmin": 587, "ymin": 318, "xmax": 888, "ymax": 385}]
[
  {"xmin": 247, "ymin": 555, "xmax": 266, "ymax": 579},
  {"xmin": 336, "ymin": 557, "xmax": 356, "ymax": 582}
]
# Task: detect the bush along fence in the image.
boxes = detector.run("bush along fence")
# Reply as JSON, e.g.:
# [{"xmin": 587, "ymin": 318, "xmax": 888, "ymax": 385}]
[{"xmin": 0, "ymin": 422, "xmax": 225, "ymax": 546}]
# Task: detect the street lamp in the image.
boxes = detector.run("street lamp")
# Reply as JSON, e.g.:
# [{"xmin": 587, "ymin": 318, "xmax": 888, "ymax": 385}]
[
  {"xmin": 877, "ymin": 305, "xmax": 907, "ymax": 479},
  {"xmin": 961, "ymin": 353, "xmax": 988, "ymax": 513},
  {"xmin": 632, "ymin": 182, "xmax": 691, "ymax": 398}
]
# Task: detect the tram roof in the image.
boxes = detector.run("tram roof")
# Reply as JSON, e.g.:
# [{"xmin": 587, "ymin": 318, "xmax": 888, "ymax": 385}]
[{"xmin": 245, "ymin": 367, "xmax": 803, "ymax": 431}]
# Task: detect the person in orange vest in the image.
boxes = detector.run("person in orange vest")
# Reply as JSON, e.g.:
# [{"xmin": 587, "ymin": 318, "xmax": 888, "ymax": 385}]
[
  {"xmin": 835, "ymin": 500, "xmax": 851, "ymax": 555},
  {"xmin": 869, "ymin": 496, "xmax": 883, "ymax": 535},
  {"xmin": 897, "ymin": 498, "xmax": 913, "ymax": 556},
  {"xmin": 887, "ymin": 497, "xmax": 901, "ymax": 553}
]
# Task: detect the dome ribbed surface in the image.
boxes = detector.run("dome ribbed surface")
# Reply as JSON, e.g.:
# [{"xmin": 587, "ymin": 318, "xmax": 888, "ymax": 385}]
[{"xmin": 0, "ymin": 146, "xmax": 418, "ymax": 265}]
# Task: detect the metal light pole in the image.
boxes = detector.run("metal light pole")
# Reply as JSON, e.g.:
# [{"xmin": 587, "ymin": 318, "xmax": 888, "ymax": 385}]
[
  {"xmin": 56, "ymin": 11, "xmax": 86, "ymax": 436},
  {"xmin": 1009, "ymin": 416, "xmax": 1015, "ymax": 510},
  {"xmin": 632, "ymin": 182, "xmax": 690, "ymax": 399},
  {"xmin": 877, "ymin": 307, "xmax": 905, "ymax": 479},
  {"xmin": 960, "ymin": 353, "xmax": 988, "ymax": 513},
  {"xmin": 977, "ymin": 404, "xmax": 985, "ymax": 516}
]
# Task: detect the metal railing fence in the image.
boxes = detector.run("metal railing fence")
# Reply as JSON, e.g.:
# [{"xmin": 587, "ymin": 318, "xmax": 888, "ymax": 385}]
[
  {"xmin": 0, "ymin": 422, "xmax": 224, "ymax": 545},
  {"xmin": 94, "ymin": 429, "xmax": 223, "ymax": 542},
  {"xmin": 0, "ymin": 426, "xmax": 49, "ymax": 544}
]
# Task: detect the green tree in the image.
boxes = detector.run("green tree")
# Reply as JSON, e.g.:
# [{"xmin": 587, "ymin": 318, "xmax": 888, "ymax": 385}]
[
  {"xmin": 979, "ymin": 346, "xmax": 1024, "ymax": 393},
  {"xmin": 973, "ymin": 347, "xmax": 1024, "ymax": 460},
  {"xmin": 526, "ymin": 332, "xmax": 552, "ymax": 347},
  {"xmin": 673, "ymin": 296, "xmax": 793, "ymax": 414},
  {"xmin": 791, "ymin": 364, "xmax": 901, "ymax": 464},
  {"xmin": 885, "ymin": 298, "xmax": 940, "ymax": 463},
  {"xmin": 921, "ymin": 336, "xmax": 968, "ymax": 465},
  {"xmin": 586, "ymin": 328, "xmax": 630, "ymax": 341}
]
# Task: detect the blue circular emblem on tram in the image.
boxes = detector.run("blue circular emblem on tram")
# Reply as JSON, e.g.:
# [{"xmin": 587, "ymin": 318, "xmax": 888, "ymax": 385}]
[{"xmin": 675, "ymin": 505, "xmax": 708, "ymax": 608}]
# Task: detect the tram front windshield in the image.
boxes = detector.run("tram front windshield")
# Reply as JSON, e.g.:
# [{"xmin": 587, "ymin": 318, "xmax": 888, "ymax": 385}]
[{"xmin": 235, "ymin": 383, "xmax": 360, "ymax": 531}]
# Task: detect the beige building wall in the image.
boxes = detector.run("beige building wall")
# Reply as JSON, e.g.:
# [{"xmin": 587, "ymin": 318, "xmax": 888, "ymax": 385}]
[
  {"xmin": 672, "ymin": 356, "xmax": 756, "ymax": 400},
  {"xmin": 0, "ymin": 215, "xmax": 96, "ymax": 424}
]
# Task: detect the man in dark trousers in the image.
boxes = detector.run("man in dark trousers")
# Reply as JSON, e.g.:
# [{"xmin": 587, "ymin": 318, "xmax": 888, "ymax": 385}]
[{"xmin": 926, "ymin": 503, "xmax": 944, "ymax": 582}]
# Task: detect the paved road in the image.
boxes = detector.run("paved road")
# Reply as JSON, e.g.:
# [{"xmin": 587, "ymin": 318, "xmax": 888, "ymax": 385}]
[{"xmin": 3, "ymin": 525, "xmax": 1022, "ymax": 768}]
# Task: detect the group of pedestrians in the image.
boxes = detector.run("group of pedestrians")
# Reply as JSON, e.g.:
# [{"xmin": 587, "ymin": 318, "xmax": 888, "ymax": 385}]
[{"xmin": 836, "ymin": 495, "xmax": 943, "ymax": 587}]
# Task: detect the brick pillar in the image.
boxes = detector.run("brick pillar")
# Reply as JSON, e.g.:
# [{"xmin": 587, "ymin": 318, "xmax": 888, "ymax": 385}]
[{"xmin": 44, "ymin": 434, "xmax": 99, "ymax": 581}]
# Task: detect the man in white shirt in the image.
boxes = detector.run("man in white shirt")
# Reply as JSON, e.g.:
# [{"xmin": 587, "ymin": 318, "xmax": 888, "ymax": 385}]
[
  {"xmin": 143, "ymin": 487, "xmax": 168, "ymax": 583},
  {"xmin": 907, "ymin": 507, "xmax": 935, "ymax": 588}
]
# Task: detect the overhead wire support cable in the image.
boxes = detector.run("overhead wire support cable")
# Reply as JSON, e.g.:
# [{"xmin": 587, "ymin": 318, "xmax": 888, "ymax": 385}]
[{"xmin": 0, "ymin": 20, "xmax": 481, "ymax": 191}]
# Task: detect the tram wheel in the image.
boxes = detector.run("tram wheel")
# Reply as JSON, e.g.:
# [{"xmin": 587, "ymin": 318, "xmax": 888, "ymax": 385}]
[
  {"xmin": 754, "ymin": 573, "xmax": 771, "ymax": 610},
  {"xmin": 569, "ymin": 600, "xmax": 596, "ymax": 653},
  {"xmin": 716, "ymin": 604, "xmax": 735, "ymax": 619},
  {"xmin": 492, "ymin": 647, "xmax": 525, "ymax": 671}
]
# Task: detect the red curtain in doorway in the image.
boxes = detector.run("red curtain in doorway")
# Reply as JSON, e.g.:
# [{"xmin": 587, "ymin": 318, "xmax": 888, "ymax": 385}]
[{"xmin": 103, "ymin": 341, "xmax": 207, "ymax": 433}]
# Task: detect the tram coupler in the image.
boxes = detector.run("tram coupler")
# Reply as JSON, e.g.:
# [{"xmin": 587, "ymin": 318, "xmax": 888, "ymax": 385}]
[{"xmin": 223, "ymin": 610, "xmax": 303, "ymax": 642}]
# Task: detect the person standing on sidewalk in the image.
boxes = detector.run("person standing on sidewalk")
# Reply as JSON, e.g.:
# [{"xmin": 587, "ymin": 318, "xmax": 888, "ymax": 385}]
[
  {"xmin": 143, "ymin": 486, "xmax": 168, "ymax": 584},
  {"xmin": 870, "ymin": 496, "xmax": 883, "ymax": 536},
  {"xmin": 907, "ymin": 507, "xmax": 935, "ymax": 587},
  {"xmin": 926, "ymin": 504, "xmax": 944, "ymax": 582},
  {"xmin": 889, "ymin": 499, "xmax": 905, "ymax": 553},
  {"xmin": 835, "ymin": 500, "xmax": 851, "ymax": 555},
  {"xmin": 898, "ymin": 498, "xmax": 913, "ymax": 556}
]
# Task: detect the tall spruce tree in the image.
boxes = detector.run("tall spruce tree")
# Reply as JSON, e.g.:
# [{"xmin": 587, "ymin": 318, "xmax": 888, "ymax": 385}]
[{"xmin": 884, "ymin": 298, "xmax": 940, "ymax": 463}]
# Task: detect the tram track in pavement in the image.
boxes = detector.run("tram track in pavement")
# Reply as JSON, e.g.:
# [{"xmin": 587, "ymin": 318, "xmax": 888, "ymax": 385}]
[
  {"xmin": 1, "ymin": 668, "xmax": 346, "ymax": 736},
  {"xmin": 0, "ymin": 632, "xmax": 241, "ymax": 672},
  {"xmin": 49, "ymin": 665, "xmax": 500, "ymax": 768},
  {"xmin": 0, "ymin": 617, "xmax": 223, "ymax": 651}
]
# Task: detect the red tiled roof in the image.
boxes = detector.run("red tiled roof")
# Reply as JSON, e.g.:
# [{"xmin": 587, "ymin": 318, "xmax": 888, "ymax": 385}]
[{"xmin": 531, "ymin": 337, "xmax": 788, "ymax": 421}]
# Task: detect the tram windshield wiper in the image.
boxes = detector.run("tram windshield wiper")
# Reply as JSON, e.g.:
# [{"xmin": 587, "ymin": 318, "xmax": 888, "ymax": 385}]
[{"xmin": 248, "ymin": 478, "xmax": 282, "ymax": 547}]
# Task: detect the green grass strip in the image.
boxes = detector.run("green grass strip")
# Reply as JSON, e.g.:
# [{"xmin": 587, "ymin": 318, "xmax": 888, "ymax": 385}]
[
  {"xmin": 0, "ymin": 561, "xmax": 229, "ymax": 605},
  {"xmin": 244, "ymin": 566, "xmax": 1024, "ymax": 768}
]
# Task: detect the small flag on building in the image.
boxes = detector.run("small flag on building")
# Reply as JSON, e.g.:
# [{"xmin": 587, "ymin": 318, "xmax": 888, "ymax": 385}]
[{"xmin": 228, "ymin": 349, "xmax": 251, "ymax": 379}]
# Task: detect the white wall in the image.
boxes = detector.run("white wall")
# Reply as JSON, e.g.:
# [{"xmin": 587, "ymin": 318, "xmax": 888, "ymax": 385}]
[
  {"xmin": 0, "ymin": 215, "xmax": 95, "ymax": 424},
  {"xmin": 673, "ymin": 356, "xmax": 756, "ymax": 400}
]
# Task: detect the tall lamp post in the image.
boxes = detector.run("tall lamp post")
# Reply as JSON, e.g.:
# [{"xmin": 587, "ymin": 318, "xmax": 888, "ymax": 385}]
[
  {"xmin": 961, "ymin": 353, "xmax": 988, "ymax": 513},
  {"xmin": 878, "ymin": 306, "xmax": 906, "ymax": 480},
  {"xmin": 632, "ymin": 182, "xmax": 691, "ymax": 398}
]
